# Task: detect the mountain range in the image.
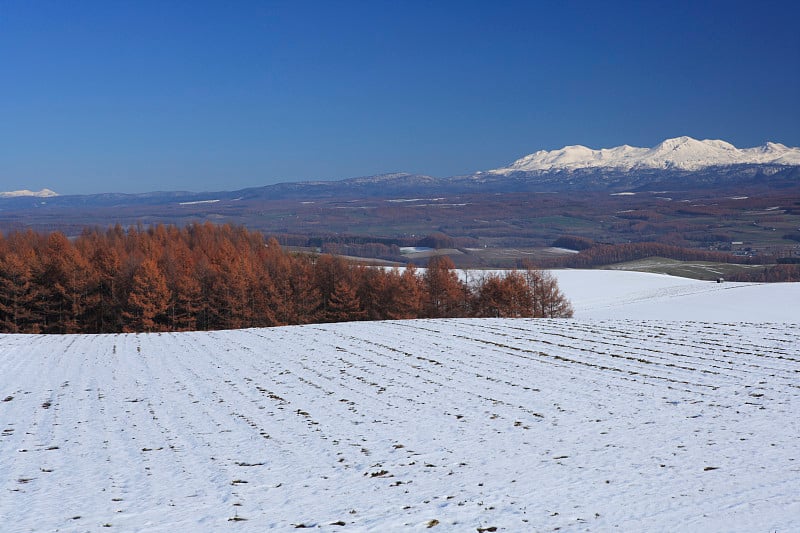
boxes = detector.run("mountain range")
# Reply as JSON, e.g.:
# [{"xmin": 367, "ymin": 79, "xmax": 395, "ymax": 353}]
[
  {"xmin": 3, "ymin": 137, "xmax": 799, "ymax": 207},
  {"xmin": 0, "ymin": 188, "xmax": 59, "ymax": 199},
  {"xmin": 493, "ymin": 136, "xmax": 800, "ymax": 173}
]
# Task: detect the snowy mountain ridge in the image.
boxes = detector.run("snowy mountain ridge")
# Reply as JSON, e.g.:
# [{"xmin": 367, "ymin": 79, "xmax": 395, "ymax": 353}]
[
  {"xmin": 1, "ymin": 137, "xmax": 798, "ymax": 208},
  {"xmin": 0, "ymin": 188, "xmax": 59, "ymax": 198},
  {"xmin": 492, "ymin": 136, "xmax": 800, "ymax": 174}
]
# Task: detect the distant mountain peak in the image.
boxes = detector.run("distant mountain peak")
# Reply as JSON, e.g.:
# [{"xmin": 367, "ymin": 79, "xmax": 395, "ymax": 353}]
[
  {"xmin": 0, "ymin": 188, "xmax": 59, "ymax": 198},
  {"xmin": 494, "ymin": 137, "xmax": 800, "ymax": 173},
  {"xmin": 760, "ymin": 141, "xmax": 789, "ymax": 152},
  {"xmin": 343, "ymin": 172, "xmax": 437, "ymax": 185}
]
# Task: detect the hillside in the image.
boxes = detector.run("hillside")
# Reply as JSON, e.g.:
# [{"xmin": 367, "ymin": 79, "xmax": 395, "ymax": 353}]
[
  {"xmin": 554, "ymin": 269, "xmax": 800, "ymax": 320},
  {"xmin": 1, "ymin": 272, "xmax": 799, "ymax": 531}
]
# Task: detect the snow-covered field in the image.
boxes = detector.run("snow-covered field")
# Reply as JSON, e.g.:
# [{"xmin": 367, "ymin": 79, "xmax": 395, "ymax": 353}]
[
  {"xmin": 1, "ymin": 272, "xmax": 799, "ymax": 532},
  {"xmin": 555, "ymin": 269, "xmax": 800, "ymax": 321}
]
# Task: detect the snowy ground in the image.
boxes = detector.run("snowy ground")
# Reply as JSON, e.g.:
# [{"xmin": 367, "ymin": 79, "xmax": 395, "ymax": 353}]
[
  {"xmin": 1, "ymin": 273, "xmax": 799, "ymax": 532},
  {"xmin": 554, "ymin": 269, "xmax": 800, "ymax": 321}
]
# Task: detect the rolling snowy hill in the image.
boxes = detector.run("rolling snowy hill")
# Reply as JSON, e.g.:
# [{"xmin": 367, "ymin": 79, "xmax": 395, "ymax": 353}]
[
  {"xmin": 554, "ymin": 269, "xmax": 800, "ymax": 321},
  {"xmin": 1, "ymin": 271, "xmax": 798, "ymax": 532}
]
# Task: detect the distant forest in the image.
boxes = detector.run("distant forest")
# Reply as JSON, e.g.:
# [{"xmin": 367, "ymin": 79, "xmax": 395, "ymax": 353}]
[
  {"xmin": 0, "ymin": 223, "xmax": 573, "ymax": 334},
  {"xmin": 543, "ymin": 236, "xmax": 800, "ymax": 281},
  {"xmin": 541, "ymin": 237, "xmax": 770, "ymax": 268}
]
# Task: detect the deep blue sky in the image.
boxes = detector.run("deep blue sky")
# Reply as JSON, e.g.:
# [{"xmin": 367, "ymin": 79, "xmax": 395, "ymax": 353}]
[{"xmin": 1, "ymin": 1, "xmax": 799, "ymax": 195}]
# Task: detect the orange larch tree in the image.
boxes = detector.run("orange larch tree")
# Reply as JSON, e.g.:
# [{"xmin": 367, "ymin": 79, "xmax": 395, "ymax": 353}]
[
  {"xmin": 123, "ymin": 257, "xmax": 171, "ymax": 332},
  {"xmin": 422, "ymin": 256, "xmax": 468, "ymax": 318}
]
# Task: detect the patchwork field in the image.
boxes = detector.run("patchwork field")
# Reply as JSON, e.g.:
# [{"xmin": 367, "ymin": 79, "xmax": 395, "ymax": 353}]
[
  {"xmin": 1, "ymin": 314, "xmax": 798, "ymax": 531},
  {"xmin": 600, "ymin": 257, "xmax": 766, "ymax": 280}
]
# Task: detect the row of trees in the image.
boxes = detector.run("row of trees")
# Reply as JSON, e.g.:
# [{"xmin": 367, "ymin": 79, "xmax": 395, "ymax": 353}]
[
  {"xmin": 0, "ymin": 223, "xmax": 572, "ymax": 334},
  {"xmin": 729, "ymin": 264, "xmax": 800, "ymax": 282},
  {"xmin": 538, "ymin": 240, "xmax": 769, "ymax": 269}
]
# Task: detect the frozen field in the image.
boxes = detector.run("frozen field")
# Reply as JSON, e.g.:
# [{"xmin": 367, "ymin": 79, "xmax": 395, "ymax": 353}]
[
  {"xmin": 554, "ymin": 269, "xmax": 800, "ymax": 321},
  {"xmin": 2, "ymin": 312, "xmax": 799, "ymax": 531}
]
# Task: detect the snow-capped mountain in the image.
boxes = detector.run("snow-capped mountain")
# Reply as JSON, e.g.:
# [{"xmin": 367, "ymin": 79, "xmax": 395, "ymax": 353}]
[
  {"xmin": 0, "ymin": 188, "xmax": 59, "ymax": 198},
  {"xmin": 1, "ymin": 137, "xmax": 798, "ymax": 212},
  {"xmin": 493, "ymin": 136, "xmax": 800, "ymax": 174}
]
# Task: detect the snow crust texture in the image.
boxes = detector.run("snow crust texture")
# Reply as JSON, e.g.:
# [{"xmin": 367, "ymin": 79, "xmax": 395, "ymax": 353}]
[
  {"xmin": 495, "ymin": 136, "xmax": 800, "ymax": 173},
  {"xmin": 1, "ymin": 316, "xmax": 798, "ymax": 531}
]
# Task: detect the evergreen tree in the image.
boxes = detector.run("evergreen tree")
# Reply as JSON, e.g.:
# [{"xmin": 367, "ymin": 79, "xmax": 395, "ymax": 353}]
[
  {"xmin": 385, "ymin": 265, "xmax": 424, "ymax": 319},
  {"xmin": 473, "ymin": 271, "xmax": 534, "ymax": 318},
  {"xmin": 0, "ymin": 252, "xmax": 35, "ymax": 332},
  {"xmin": 123, "ymin": 257, "xmax": 170, "ymax": 332},
  {"xmin": 423, "ymin": 256, "xmax": 468, "ymax": 318},
  {"xmin": 36, "ymin": 232, "xmax": 95, "ymax": 333},
  {"xmin": 162, "ymin": 237, "xmax": 202, "ymax": 331},
  {"xmin": 289, "ymin": 260, "xmax": 322, "ymax": 324},
  {"xmin": 77, "ymin": 230, "xmax": 122, "ymax": 332},
  {"xmin": 524, "ymin": 266, "xmax": 574, "ymax": 318},
  {"xmin": 326, "ymin": 279, "xmax": 365, "ymax": 322}
]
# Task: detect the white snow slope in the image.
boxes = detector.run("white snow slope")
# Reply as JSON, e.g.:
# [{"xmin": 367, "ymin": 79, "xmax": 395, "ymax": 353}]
[
  {"xmin": 492, "ymin": 136, "xmax": 800, "ymax": 173},
  {"xmin": 1, "ymin": 274, "xmax": 799, "ymax": 532},
  {"xmin": 554, "ymin": 269, "xmax": 800, "ymax": 321}
]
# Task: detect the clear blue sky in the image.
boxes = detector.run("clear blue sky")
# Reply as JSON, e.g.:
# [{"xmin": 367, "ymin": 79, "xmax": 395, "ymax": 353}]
[{"xmin": 1, "ymin": 0, "xmax": 799, "ymax": 195}]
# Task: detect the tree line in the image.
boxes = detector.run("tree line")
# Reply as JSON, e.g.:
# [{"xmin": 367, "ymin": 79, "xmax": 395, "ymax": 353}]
[
  {"xmin": 728, "ymin": 264, "xmax": 800, "ymax": 282},
  {"xmin": 0, "ymin": 223, "xmax": 572, "ymax": 334},
  {"xmin": 537, "ymin": 240, "xmax": 769, "ymax": 269}
]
